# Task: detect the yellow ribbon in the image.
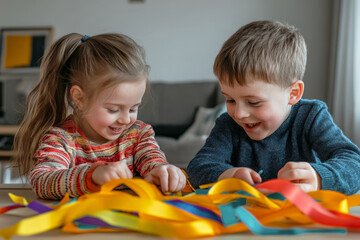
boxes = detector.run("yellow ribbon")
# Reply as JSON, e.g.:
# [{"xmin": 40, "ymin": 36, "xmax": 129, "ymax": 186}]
[{"xmin": 0, "ymin": 178, "xmax": 359, "ymax": 239}]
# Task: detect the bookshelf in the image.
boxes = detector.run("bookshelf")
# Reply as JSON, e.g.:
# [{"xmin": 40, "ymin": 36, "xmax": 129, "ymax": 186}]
[
  {"xmin": 0, "ymin": 125, "xmax": 18, "ymax": 157},
  {"xmin": 0, "ymin": 125, "xmax": 18, "ymax": 183}
]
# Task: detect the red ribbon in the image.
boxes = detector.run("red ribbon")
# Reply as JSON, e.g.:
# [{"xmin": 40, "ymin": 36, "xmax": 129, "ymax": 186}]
[{"xmin": 256, "ymin": 179, "xmax": 360, "ymax": 228}]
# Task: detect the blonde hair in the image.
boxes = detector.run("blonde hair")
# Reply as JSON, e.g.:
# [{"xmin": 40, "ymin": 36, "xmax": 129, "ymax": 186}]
[
  {"xmin": 13, "ymin": 33, "xmax": 149, "ymax": 177},
  {"xmin": 214, "ymin": 20, "xmax": 307, "ymax": 87}
]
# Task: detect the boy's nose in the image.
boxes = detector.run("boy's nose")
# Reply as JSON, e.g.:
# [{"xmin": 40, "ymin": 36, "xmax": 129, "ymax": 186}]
[{"xmin": 234, "ymin": 105, "xmax": 250, "ymax": 119}]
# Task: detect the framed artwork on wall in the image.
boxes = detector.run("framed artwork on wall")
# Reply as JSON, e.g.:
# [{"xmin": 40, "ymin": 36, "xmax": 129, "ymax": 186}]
[{"xmin": 0, "ymin": 27, "xmax": 53, "ymax": 74}]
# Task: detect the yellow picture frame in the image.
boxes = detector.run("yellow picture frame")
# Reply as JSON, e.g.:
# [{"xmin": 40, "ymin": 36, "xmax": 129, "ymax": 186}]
[{"xmin": 0, "ymin": 27, "xmax": 53, "ymax": 74}]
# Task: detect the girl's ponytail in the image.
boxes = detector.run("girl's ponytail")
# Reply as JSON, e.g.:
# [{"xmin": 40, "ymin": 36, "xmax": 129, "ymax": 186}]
[{"xmin": 12, "ymin": 33, "xmax": 82, "ymax": 177}]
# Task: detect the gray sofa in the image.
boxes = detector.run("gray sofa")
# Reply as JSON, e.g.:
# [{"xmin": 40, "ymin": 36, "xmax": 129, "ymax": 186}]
[{"xmin": 138, "ymin": 81, "xmax": 225, "ymax": 169}]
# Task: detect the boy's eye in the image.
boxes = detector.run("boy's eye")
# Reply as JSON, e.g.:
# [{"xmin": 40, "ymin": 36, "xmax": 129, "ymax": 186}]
[
  {"xmin": 248, "ymin": 101, "xmax": 260, "ymax": 106},
  {"xmin": 226, "ymin": 99, "xmax": 235, "ymax": 103}
]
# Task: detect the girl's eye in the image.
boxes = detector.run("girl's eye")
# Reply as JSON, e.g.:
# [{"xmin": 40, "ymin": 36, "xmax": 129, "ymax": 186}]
[
  {"xmin": 107, "ymin": 108, "xmax": 119, "ymax": 113},
  {"xmin": 226, "ymin": 99, "xmax": 235, "ymax": 104},
  {"xmin": 129, "ymin": 108, "xmax": 138, "ymax": 113}
]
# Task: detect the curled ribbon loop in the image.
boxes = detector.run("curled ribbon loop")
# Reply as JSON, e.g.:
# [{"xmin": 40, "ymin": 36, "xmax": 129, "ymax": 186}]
[{"xmin": 0, "ymin": 178, "xmax": 359, "ymax": 239}]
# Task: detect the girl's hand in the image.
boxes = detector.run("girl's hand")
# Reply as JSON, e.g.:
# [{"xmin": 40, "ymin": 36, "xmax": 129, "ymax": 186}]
[
  {"xmin": 277, "ymin": 161, "xmax": 321, "ymax": 192},
  {"xmin": 218, "ymin": 167, "xmax": 262, "ymax": 185},
  {"xmin": 92, "ymin": 161, "xmax": 133, "ymax": 186},
  {"xmin": 144, "ymin": 164, "xmax": 186, "ymax": 193}
]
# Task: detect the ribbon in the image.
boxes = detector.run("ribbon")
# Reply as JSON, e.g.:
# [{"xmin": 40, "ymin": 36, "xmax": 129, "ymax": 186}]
[{"xmin": 0, "ymin": 178, "xmax": 359, "ymax": 239}]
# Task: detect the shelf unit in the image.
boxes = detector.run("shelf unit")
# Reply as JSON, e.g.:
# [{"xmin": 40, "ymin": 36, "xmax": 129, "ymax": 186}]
[
  {"xmin": 0, "ymin": 73, "xmax": 37, "ymax": 157},
  {"xmin": 0, "ymin": 125, "xmax": 18, "ymax": 157},
  {"xmin": 0, "ymin": 125, "xmax": 19, "ymax": 183},
  {"xmin": 0, "ymin": 125, "xmax": 19, "ymax": 134},
  {"xmin": 0, "ymin": 74, "xmax": 37, "ymax": 184}
]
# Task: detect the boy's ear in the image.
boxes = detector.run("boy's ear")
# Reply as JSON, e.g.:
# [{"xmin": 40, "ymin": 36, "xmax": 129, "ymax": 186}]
[
  {"xmin": 70, "ymin": 85, "xmax": 85, "ymax": 110},
  {"xmin": 288, "ymin": 80, "xmax": 304, "ymax": 105}
]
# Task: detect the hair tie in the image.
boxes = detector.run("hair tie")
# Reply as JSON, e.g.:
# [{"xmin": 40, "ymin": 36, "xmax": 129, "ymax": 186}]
[{"xmin": 81, "ymin": 35, "xmax": 90, "ymax": 42}]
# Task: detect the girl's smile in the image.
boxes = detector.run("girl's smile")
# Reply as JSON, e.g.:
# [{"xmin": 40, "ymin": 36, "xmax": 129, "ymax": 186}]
[{"xmin": 108, "ymin": 126, "xmax": 126, "ymax": 135}]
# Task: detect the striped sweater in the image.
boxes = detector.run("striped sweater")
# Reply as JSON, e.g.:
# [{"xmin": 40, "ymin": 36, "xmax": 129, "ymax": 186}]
[{"xmin": 30, "ymin": 116, "xmax": 167, "ymax": 199}]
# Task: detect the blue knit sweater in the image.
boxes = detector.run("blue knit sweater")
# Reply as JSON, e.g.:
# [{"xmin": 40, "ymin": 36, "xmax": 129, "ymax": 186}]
[{"xmin": 187, "ymin": 99, "xmax": 360, "ymax": 195}]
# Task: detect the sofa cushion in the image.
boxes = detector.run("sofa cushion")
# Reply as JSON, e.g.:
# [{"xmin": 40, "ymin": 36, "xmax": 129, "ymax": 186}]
[
  {"xmin": 155, "ymin": 135, "xmax": 206, "ymax": 169},
  {"xmin": 138, "ymin": 81, "xmax": 223, "ymax": 138},
  {"xmin": 157, "ymin": 102, "xmax": 226, "ymax": 168},
  {"xmin": 178, "ymin": 102, "xmax": 226, "ymax": 141}
]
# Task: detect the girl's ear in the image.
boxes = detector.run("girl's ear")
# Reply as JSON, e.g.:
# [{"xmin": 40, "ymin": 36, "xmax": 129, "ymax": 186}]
[
  {"xmin": 288, "ymin": 80, "xmax": 304, "ymax": 105},
  {"xmin": 70, "ymin": 85, "xmax": 85, "ymax": 110}
]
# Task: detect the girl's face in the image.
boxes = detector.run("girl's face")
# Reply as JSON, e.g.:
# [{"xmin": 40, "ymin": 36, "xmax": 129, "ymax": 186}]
[
  {"xmin": 220, "ymin": 78, "xmax": 295, "ymax": 141},
  {"xmin": 78, "ymin": 78, "xmax": 147, "ymax": 144}
]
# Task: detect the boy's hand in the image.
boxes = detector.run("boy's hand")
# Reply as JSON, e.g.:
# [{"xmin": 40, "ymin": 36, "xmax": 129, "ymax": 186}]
[
  {"xmin": 277, "ymin": 162, "xmax": 321, "ymax": 192},
  {"xmin": 92, "ymin": 161, "xmax": 133, "ymax": 186},
  {"xmin": 218, "ymin": 167, "xmax": 262, "ymax": 185},
  {"xmin": 144, "ymin": 164, "xmax": 186, "ymax": 193}
]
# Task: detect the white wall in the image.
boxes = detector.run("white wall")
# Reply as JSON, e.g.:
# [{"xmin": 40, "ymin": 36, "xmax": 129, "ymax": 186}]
[{"xmin": 0, "ymin": 0, "xmax": 333, "ymax": 101}]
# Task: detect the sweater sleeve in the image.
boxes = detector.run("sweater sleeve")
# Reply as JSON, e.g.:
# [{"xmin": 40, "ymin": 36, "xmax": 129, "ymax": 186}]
[
  {"xmin": 305, "ymin": 102, "xmax": 360, "ymax": 195},
  {"xmin": 133, "ymin": 123, "xmax": 168, "ymax": 177},
  {"xmin": 29, "ymin": 129, "xmax": 98, "ymax": 200},
  {"xmin": 187, "ymin": 113, "xmax": 236, "ymax": 188}
]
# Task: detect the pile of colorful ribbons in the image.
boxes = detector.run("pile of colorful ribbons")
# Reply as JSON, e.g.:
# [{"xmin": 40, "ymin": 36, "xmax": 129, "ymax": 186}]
[{"xmin": 1, "ymin": 178, "xmax": 360, "ymax": 239}]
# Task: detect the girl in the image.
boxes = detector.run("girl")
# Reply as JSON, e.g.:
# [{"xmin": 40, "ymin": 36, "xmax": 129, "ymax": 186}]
[{"xmin": 13, "ymin": 33, "xmax": 186, "ymax": 200}]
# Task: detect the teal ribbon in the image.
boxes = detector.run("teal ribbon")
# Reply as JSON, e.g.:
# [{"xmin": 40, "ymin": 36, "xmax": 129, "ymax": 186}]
[{"xmin": 219, "ymin": 200, "xmax": 346, "ymax": 235}]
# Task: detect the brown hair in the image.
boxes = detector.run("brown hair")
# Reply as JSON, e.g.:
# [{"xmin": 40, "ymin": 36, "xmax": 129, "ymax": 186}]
[
  {"xmin": 13, "ymin": 33, "xmax": 149, "ymax": 177},
  {"xmin": 214, "ymin": 20, "xmax": 307, "ymax": 87}
]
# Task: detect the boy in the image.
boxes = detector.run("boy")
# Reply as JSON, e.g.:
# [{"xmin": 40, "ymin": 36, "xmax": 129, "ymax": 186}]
[{"xmin": 186, "ymin": 20, "xmax": 360, "ymax": 195}]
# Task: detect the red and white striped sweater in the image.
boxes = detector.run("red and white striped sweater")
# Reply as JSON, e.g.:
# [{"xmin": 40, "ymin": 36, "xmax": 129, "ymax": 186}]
[{"xmin": 30, "ymin": 116, "xmax": 167, "ymax": 199}]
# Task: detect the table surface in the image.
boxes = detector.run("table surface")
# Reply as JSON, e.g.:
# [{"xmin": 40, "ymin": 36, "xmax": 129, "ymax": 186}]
[{"xmin": 0, "ymin": 184, "xmax": 360, "ymax": 240}]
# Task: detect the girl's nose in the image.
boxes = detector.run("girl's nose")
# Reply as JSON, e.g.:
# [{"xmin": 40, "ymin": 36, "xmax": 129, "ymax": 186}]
[{"xmin": 117, "ymin": 113, "xmax": 131, "ymax": 125}]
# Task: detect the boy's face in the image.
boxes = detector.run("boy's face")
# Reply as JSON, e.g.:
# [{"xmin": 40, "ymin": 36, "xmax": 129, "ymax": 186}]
[{"xmin": 220, "ymin": 78, "xmax": 295, "ymax": 141}]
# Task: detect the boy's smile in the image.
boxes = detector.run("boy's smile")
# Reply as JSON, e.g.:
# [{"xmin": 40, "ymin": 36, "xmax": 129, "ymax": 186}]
[
  {"xmin": 220, "ymin": 78, "xmax": 294, "ymax": 141},
  {"xmin": 243, "ymin": 122, "xmax": 261, "ymax": 132}
]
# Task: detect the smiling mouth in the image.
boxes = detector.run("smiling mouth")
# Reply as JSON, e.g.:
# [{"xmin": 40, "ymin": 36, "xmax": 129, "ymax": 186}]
[
  {"xmin": 245, "ymin": 123, "xmax": 260, "ymax": 128},
  {"xmin": 110, "ymin": 127, "xmax": 123, "ymax": 133}
]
